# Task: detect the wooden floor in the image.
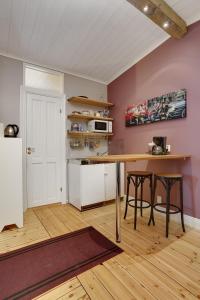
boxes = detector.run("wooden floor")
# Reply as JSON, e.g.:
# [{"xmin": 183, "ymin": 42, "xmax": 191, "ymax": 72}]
[{"xmin": 1, "ymin": 202, "xmax": 200, "ymax": 300}]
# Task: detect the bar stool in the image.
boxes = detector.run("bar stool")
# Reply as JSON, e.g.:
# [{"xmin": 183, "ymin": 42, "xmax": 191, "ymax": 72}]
[
  {"xmin": 148, "ymin": 173, "xmax": 185, "ymax": 237},
  {"xmin": 124, "ymin": 171, "xmax": 154, "ymax": 230}
]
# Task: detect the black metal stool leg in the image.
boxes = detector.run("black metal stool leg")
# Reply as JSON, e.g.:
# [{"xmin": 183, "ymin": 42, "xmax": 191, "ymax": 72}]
[
  {"xmin": 148, "ymin": 175, "xmax": 156, "ymax": 226},
  {"xmin": 166, "ymin": 182, "xmax": 170, "ymax": 238},
  {"xmin": 134, "ymin": 177, "xmax": 138, "ymax": 230},
  {"xmin": 180, "ymin": 178, "xmax": 185, "ymax": 233},
  {"xmin": 124, "ymin": 176, "xmax": 130, "ymax": 219},
  {"xmin": 140, "ymin": 179, "xmax": 143, "ymax": 217},
  {"xmin": 150, "ymin": 175, "xmax": 155, "ymax": 225}
]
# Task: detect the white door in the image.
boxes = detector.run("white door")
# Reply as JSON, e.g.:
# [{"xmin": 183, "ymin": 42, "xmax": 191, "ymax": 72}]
[{"xmin": 26, "ymin": 92, "xmax": 62, "ymax": 207}]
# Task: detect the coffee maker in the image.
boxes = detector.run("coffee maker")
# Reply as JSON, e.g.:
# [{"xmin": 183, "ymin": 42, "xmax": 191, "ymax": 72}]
[{"xmin": 152, "ymin": 136, "xmax": 167, "ymax": 155}]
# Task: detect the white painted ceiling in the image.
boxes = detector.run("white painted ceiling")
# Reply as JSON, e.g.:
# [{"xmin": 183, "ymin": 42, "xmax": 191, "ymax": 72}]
[{"xmin": 0, "ymin": 0, "xmax": 200, "ymax": 84}]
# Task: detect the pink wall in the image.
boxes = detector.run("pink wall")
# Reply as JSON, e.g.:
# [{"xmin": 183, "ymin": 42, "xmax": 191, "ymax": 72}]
[{"xmin": 108, "ymin": 21, "xmax": 200, "ymax": 218}]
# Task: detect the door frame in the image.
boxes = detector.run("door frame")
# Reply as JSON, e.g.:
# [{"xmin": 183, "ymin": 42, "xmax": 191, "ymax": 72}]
[{"xmin": 20, "ymin": 86, "xmax": 66, "ymax": 210}]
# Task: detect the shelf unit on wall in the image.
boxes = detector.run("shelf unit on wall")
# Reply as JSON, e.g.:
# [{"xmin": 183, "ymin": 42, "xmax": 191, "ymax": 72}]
[
  {"xmin": 67, "ymin": 114, "xmax": 113, "ymax": 122},
  {"xmin": 66, "ymin": 97, "xmax": 113, "ymax": 157},
  {"xmin": 67, "ymin": 96, "xmax": 114, "ymax": 137},
  {"xmin": 68, "ymin": 96, "xmax": 114, "ymax": 108},
  {"xmin": 67, "ymin": 131, "xmax": 113, "ymax": 139}
]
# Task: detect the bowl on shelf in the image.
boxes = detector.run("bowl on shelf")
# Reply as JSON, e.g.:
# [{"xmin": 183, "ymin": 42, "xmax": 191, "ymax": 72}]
[
  {"xmin": 82, "ymin": 111, "xmax": 90, "ymax": 115},
  {"xmin": 94, "ymin": 112, "xmax": 101, "ymax": 117},
  {"xmin": 72, "ymin": 111, "xmax": 81, "ymax": 115}
]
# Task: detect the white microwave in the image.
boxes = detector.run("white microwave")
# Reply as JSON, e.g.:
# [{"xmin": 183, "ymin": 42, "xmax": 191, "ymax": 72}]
[{"xmin": 88, "ymin": 120, "xmax": 112, "ymax": 133}]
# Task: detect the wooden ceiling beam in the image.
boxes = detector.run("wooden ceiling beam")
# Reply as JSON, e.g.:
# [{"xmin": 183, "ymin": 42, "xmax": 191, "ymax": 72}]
[{"xmin": 127, "ymin": 0, "xmax": 187, "ymax": 39}]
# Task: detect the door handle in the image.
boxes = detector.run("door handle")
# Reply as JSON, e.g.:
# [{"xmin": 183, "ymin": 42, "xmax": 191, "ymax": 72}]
[{"xmin": 26, "ymin": 147, "xmax": 35, "ymax": 155}]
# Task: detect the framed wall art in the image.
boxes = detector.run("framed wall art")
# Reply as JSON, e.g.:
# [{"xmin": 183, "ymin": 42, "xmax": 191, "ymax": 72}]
[{"xmin": 125, "ymin": 89, "xmax": 186, "ymax": 127}]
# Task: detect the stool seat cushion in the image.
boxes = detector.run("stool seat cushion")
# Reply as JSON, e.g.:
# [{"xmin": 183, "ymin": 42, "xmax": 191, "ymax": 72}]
[
  {"xmin": 127, "ymin": 170, "xmax": 153, "ymax": 177},
  {"xmin": 155, "ymin": 173, "xmax": 182, "ymax": 178}
]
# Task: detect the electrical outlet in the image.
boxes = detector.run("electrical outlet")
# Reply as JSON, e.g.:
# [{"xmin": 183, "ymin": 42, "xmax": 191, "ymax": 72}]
[{"xmin": 157, "ymin": 195, "xmax": 162, "ymax": 204}]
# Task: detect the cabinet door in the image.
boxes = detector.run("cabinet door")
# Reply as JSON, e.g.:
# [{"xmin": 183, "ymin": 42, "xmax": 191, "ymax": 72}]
[
  {"xmin": 68, "ymin": 163, "xmax": 81, "ymax": 210},
  {"xmin": 0, "ymin": 139, "xmax": 23, "ymax": 231},
  {"xmin": 104, "ymin": 163, "xmax": 116, "ymax": 200},
  {"xmin": 104, "ymin": 163, "xmax": 124, "ymax": 201},
  {"xmin": 80, "ymin": 164, "xmax": 105, "ymax": 206}
]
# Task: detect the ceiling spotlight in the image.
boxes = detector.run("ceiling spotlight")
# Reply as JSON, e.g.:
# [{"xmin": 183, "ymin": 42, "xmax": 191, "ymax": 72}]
[
  {"xmin": 163, "ymin": 21, "xmax": 170, "ymax": 29},
  {"xmin": 143, "ymin": 5, "xmax": 149, "ymax": 13},
  {"xmin": 142, "ymin": 4, "xmax": 156, "ymax": 16}
]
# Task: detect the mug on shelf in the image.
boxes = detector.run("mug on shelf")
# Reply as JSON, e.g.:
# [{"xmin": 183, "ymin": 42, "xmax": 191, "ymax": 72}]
[{"xmin": 71, "ymin": 123, "xmax": 80, "ymax": 131}]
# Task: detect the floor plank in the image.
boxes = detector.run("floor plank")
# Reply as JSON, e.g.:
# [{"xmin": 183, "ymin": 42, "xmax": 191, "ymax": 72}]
[
  {"xmin": 92, "ymin": 264, "xmax": 136, "ymax": 300},
  {"xmin": 104, "ymin": 258, "xmax": 156, "ymax": 299},
  {"xmin": 59, "ymin": 285, "xmax": 90, "ymax": 300},
  {"xmin": 34, "ymin": 278, "xmax": 80, "ymax": 300},
  {"xmin": 1, "ymin": 202, "xmax": 200, "ymax": 299},
  {"xmin": 33, "ymin": 205, "xmax": 70, "ymax": 237},
  {"xmin": 78, "ymin": 270, "xmax": 114, "ymax": 300}
]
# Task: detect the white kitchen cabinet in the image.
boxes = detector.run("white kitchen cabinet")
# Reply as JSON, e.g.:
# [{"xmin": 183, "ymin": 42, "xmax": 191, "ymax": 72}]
[
  {"xmin": 0, "ymin": 138, "xmax": 23, "ymax": 231},
  {"xmin": 104, "ymin": 163, "xmax": 124, "ymax": 201},
  {"xmin": 68, "ymin": 162, "xmax": 124, "ymax": 210}
]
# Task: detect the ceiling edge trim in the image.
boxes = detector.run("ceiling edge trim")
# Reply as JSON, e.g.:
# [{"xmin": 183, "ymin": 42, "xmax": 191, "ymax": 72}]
[
  {"xmin": 0, "ymin": 51, "xmax": 107, "ymax": 86},
  {"xmin": 106, "ymin": 35, "xmax": 169, "ymax": 84}
]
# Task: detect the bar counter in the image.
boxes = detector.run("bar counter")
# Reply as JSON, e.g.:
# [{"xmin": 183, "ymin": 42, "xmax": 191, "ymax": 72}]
[{"xmin": 88, "ymin": 153, "xmax": 191, "ymax": 242}]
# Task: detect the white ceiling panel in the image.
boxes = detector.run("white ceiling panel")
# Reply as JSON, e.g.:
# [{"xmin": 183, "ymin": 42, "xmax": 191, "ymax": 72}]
[
  {"xmin": 0, "ymin": 0, "xmax": 12, "ymax": 52},
  {"xmin": 0, "ymin": 0, "xmax": 199, "ymax": 84}
]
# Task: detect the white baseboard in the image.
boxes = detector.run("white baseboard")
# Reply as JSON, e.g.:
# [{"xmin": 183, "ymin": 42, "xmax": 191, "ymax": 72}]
[
  {"xmin": 170, "ymin": 213, "xmax": 200, "ymax": 230},
  {"xmin": 153, "ymin": 205, "xmax": 200, "ymax": 230}
]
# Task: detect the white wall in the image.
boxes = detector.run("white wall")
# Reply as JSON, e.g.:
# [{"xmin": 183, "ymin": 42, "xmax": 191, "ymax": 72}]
[
  {"xmin": 0, "ymin": 56, "xmax": 23, "ymax": 126},
  {"xmin": 0, "ymin": 55, "xmax": 107, "ymax": 128},
  {"xmin": 64, "ymin": 73, "xmax": 107, "ymax": 99}
]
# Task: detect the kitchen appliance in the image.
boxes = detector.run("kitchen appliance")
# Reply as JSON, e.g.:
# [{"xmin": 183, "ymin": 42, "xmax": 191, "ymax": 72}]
[
  {"xmin": 88, "ymin": 120, "xmax": 112, "ymax": 133},
  {"xmin": 147, "ymin": 142, "xmax": 155, "ymax": 153},
  {"xmin": 4, "ymin": 124, "xmax": 19, "ymax": 138},
  {"xmin": 108, "ymin": 121, "xmax": 112, "ymax": 133},
  {"xmin": 152, "ymin": 136, "xmax": 167, "ymax": 155}
]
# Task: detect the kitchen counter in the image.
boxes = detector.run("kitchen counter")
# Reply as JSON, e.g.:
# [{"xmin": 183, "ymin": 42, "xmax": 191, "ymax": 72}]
[{"xmin": 88, "ymin": 153, "xmax": 191, "ymax": 162}]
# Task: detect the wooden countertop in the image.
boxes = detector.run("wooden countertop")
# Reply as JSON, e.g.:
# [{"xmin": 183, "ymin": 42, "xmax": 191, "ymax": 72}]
[{"xmin": 88, "ymin": 153, "xmax": 191, "ymax": 162}]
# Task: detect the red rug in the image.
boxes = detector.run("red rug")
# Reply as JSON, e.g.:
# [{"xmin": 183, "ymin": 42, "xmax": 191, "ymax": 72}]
[{"xmin": 0, "ymin": 226, "xmax": 122, "ymax": 300}]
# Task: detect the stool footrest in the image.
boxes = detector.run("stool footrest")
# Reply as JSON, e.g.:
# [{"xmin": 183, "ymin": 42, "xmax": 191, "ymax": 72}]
[
  {"xmin": 153, "ymin": 203, "xmax": 181, "ymax": 214},
  {"xmin": 128, "ymin": 199, "xmax": 151, "ymax": 209}
]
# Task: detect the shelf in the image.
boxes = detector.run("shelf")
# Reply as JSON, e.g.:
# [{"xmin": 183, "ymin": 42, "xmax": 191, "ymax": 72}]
[
  {"xmin": 68, "ymin": 96, "xmax": 114, "ymax": 108},
  {"xmin": 67, "ymin": 114, "xmax": 113, "ymax": 122},
  {"xmin": 67, "ymin": 131, "xmax": 113, "ymax": 139}
]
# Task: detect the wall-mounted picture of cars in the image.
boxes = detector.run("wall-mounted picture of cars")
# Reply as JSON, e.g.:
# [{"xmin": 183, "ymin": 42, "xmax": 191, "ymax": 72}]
[{"xmin": 125, "ymin": 89, "xmax": 186, "ymax": 127}]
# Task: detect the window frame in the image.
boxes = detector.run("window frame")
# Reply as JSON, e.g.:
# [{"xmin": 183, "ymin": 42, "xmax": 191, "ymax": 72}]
[{"xmin": 23, "ymin": 63, "xmax": 64, "ymax": 94}]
